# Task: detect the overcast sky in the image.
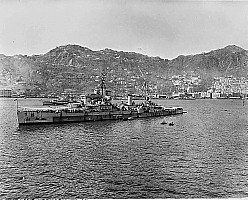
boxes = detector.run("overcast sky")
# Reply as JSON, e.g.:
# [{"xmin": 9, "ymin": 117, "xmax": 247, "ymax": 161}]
[{"xmin": 1, "ymin": 0, "xmax": 248, "ymax": 59}]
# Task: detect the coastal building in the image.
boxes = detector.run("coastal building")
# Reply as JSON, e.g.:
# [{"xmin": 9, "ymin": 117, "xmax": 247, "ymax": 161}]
[
  {"xmin": 211, "ymin": 92, "xmax": 221, "ymax": 99},
  {"xmin": 0, "ymin": 89, "xmax": 12, "ymax": 97}
]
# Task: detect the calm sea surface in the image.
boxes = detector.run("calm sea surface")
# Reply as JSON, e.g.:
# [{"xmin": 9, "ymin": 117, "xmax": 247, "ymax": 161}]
[{"xmin": 0, "ymin": 98, "xmax": 248, "ymax": 199}]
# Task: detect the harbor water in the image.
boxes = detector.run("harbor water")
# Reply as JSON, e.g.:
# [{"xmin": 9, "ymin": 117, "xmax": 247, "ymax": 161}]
[{"xmin": 0, "ymin": 98, "xmax": 248, "ymax": 198}]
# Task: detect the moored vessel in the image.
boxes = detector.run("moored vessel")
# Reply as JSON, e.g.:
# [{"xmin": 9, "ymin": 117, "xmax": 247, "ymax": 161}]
[
  {"xmin": 17, "ymin": 95, "xmax": 183, "ymax": 125},
  {"xmin": 17, "ymin": 75, "xmax": 183, "ymax": 126}
]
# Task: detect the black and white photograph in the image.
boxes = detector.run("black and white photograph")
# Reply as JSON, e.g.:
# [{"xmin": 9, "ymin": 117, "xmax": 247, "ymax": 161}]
[{"xmin": 0, "ymin": 0, "xmax": 248, "ymax": 199}]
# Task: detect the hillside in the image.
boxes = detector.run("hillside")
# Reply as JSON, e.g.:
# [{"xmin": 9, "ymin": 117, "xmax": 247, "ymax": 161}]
[
  {"xmin": 168, "ymin": 45, "xmax": 248, "ymax": 77},
  {"xmin": 0, "ymin": 44, "xmax": 247, "ymax": 96}
]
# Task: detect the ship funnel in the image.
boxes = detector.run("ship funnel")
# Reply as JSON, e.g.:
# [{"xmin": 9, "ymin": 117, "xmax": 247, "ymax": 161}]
[
  {"xmin": 128, "ymin": 94, "xmax": 133, "ymax": 105},
  {"xmin": 80, "ymin": 95, "xmax": 87, "ymax": 105}
]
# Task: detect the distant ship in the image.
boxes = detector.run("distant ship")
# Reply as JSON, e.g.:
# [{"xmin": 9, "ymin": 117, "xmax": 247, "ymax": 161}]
[
  {"xmin": 42, "ymin": 97, "xmax": 79, "ymax": 106},
  {"xmin": 17, "ymin": 76, "xmax": 183, "ymax": 126},
  {"xmin": 42, "ymin": 99, "xmax": 70, "ymax": 106}
]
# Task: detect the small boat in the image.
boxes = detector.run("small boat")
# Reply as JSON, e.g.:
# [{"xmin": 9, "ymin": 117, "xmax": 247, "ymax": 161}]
[
  {"xmin": 128, "ymin": 116, "xmax": 135, "ymax": 120},
  {"xmin": 169, "ymin": 122, "xmax": 174, "ymax": 126},
  {"xmin": 161, "ymin": 120, "xmax": 167, "ymax": 124}
]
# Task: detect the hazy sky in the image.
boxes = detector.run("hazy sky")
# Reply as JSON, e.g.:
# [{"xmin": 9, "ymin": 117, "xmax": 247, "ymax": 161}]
[{"xmin": 1, "ymin": 0, "xmax": 248, "ymax": 59}]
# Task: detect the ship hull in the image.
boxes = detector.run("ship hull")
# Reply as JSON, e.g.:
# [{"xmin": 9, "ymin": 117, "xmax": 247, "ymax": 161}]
[{"xmin": 17, "ymin": 107, "xmax": 183, "ymax": 126}]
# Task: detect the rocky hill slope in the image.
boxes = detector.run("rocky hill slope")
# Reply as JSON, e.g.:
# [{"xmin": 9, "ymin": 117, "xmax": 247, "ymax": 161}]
[
  {"xmin": 168, "ymin": 45, "xmax": 248, "ymax": 77},
  {"xmin": 0, "ymin": 44, "xmax": 247, "ymax": 96}
]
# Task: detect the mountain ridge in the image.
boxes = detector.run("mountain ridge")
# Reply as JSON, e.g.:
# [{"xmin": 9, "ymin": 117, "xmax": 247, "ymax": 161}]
[{"xmin": 0, "ymin": 44, "xmax": 247, "ymax": 96}]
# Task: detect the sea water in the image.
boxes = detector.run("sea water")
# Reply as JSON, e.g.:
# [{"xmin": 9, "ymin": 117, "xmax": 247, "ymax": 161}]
[{"xmin": 0, "ymin": 98, "xmax": 248, "ymax": 198}]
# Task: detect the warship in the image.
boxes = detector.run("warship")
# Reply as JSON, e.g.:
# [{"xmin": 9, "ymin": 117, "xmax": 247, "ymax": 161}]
[{"xmin": 17, "ymin": 76, "xmax": 183, "ymax": 126}]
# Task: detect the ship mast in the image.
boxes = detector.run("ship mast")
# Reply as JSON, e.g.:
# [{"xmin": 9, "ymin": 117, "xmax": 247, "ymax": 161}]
[{"xmin": 100, "ymin": 72, "xmax": 106, "ymax": 96}]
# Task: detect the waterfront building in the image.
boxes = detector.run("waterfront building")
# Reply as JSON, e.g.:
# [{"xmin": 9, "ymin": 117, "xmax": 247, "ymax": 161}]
[
  {"xmin": 0, "ymin": 89, "xmax": 12, "ymax": 97},
  {"xmin": 211, "ymin": 92, "xmax": 221, "ymax": 99}
]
